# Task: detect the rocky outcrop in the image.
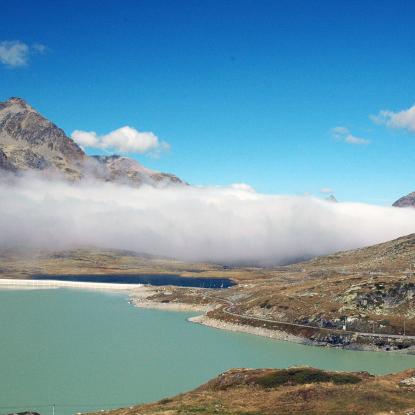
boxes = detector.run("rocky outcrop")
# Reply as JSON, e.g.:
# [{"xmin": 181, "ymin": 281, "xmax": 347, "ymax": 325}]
[
  {"xmin": 353, "ymin": 282, "xmax": 415, "ymax": 312},
  {"xmin": 0, "ymin": 97, "xmax": 185, "ymax": 186},
  {"xmin": 0, "ymin": 148, "xmax": 16, "ymax": 171},
  {"xmin": 393, "ymin": 192, "xmax": 415, "ymax": 208}
]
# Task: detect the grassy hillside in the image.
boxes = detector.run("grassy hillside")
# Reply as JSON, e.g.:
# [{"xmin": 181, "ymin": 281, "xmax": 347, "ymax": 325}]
[{"xmin": 87, "ymin": 367, "xmax": 415, "ymax": 415}]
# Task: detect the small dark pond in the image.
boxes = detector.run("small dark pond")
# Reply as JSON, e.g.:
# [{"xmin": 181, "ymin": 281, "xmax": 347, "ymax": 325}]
[{"xmin": 31, "ymin": 274, "xmax": 236, "ymax": 288}]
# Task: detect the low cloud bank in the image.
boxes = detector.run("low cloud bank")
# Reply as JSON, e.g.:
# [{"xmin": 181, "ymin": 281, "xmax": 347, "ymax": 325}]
[{"xmin": 1, "ymin": 174, "xmax": 415, "ymax": 265}]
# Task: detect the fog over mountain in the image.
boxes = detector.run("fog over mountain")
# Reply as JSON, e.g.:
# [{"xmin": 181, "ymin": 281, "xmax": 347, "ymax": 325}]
[
  {"xmin": 1, "ymin": 96, "xmax": 415, "ymax": 265},
  {"xmin": 1, "ymin": 172, "xmax": 415, "ymax": 265}
]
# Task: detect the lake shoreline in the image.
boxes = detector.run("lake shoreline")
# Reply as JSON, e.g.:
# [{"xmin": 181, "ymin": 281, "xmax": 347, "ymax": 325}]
[
  {"xmin": 129, "ymin": 286, "xmax": 213, "ymax": 312},
  {"xmin": 2, "ymin": 279, "xmax": 414, "ymax": 354},
  {"xmin": 129, "ymin": 292, "xmax": 415, "ymax": 354},
  {"xmin": 188, "ymin": 314, "xmax": 308, "ymax": 344},
  {"xmin": 187, "ymin": 314, "xmax": 415, "ymax": 353}
]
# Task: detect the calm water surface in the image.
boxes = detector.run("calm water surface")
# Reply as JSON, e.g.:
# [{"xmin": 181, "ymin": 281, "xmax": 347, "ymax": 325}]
[
  {"xmin": 1, "ymin": 288, "xmax": 415, "ymax": 415},
  {"xmin": 32, "ymin": 274, "xmax": 235, "ymax": 288}
]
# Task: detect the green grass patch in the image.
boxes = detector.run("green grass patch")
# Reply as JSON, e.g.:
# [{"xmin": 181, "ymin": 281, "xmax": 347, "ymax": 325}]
[{"xmin": 256, "ymin": 368, "xmax": 361, "ymax": 388}]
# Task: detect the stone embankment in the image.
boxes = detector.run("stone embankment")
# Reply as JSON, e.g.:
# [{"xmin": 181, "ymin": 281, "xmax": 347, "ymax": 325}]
[
  {"xmin": 206, "ymin": 305, "xmax": 415, "ymax": 352},
  {"xmin": 189, "ymin": 315, "xmax": 306, "ymax": 343}
]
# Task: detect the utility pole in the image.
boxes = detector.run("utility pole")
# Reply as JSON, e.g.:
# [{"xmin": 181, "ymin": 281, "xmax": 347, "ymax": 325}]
[{"xmin": 52, "ymin": 403, "xmax": 55, "ymax": 415}]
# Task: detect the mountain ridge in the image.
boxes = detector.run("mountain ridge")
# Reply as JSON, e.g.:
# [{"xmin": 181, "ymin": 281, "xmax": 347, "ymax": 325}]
[{"xmin": 0, "ymin": 97, "xmax": 184, "ymax": 187}]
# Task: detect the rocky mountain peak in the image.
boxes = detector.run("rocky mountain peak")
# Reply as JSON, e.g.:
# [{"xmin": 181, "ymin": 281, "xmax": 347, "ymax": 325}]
[
  {"xmin": 0, "ymin": 96, "xmax": 85, "ymax": 179},
  {"xmin": 393, "ymin": 192, "xmax": 415, "ymax": 208},
  {"xmin": 7, "ymin": 96, "xmax": 31, "ymax": 108},
  {"xmin": 0, "ymin": 97, "xmax": 30, "ymax": 113},
  {"xmin": 0, "ymin": 97, "xmax": 185, "ymax": 187},
  {"xmin": 325, "ymin": 195, "xmax": 338, "ymax": 203}
]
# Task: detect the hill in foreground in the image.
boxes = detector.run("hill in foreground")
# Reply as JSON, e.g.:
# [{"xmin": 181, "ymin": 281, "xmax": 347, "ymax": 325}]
[{"xmin": 87, "ymin": 367, "xmax": 415, "ymax": 415}]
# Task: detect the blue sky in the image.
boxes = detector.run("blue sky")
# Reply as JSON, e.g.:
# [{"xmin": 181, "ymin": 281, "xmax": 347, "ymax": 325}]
[{"xmin": 1, "ymin": 0, "xmax": 415, "ymax": 204}]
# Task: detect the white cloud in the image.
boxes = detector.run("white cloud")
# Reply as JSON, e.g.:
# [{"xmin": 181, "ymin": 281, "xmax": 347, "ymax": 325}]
[
  {"xmin": 1, "ymin": 173, "xmax": 415, "ymax": 265},
  {"xmin": 372, "ymin": 104, "xmax": 415, "ymax": 133},
  {"xmin": 71, "ymin": 130, "xmax": 99, "ymax": 148},
  {"xmin": 331, "ymin": 126, "xmax": 348, "ymax": 135},
  {"xmin": 320, "ymin": 187, "xmax": 334, "ymax": 194},
  {"xmin": 0, "ymin": 41, "xmax": 29, "ymax": 67},
  {"xmin": 0, "ymin": 41, "xmax": 48, "ymax": 68},
  {"xmin": 344, "ymin": 134, "xmax": 370, "ymax": 145},
  {"xmin": 331, "ymin": 126, "xmax": 370, "ymax": 145},
  {"xmin": 32, "ymin": 43, "xmax": 48, "ymax": 54},
  {"xmin": 71, "ymin": 126, "xmax": 169, "ymax": 155}
]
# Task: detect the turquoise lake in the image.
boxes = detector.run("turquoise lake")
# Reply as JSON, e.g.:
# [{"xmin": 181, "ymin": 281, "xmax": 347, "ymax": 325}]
[{"xmin": 1, "ymin": 288, "xmax": 415, "ymax": 415}]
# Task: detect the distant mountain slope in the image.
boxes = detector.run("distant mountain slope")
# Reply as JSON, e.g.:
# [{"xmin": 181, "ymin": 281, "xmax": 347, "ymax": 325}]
[
  {"xmin": 284, "ymin": 233, "xmax": 415, "ymax": 276},
  {"xmin": 393, "ymin": 191, "xmax": 415, "ymax": 208},
  {"xmin": 0, "ymin": 97, "xmax": 184, "ymax": 187},
  {"xmin": 89, "ymin": 155, "xmax": 183, "ymax": 187}
]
